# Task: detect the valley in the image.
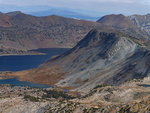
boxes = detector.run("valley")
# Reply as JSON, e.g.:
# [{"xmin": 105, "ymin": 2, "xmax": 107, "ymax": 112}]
[{"xmin": 1, "ymin": 10, "xmax": 150, "ymax": 113}]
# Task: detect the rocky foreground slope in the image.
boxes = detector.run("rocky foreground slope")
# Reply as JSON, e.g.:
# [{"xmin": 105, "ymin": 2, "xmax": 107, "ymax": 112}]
[{"xmin": 1, "ymin": 77, "xmax": 150, "ymax": 113}]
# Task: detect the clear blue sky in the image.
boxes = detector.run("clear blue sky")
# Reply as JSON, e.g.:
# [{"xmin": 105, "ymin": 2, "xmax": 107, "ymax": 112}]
[{"xmin": 0, "ymin": 0, "xmax": 150, "ymax": 16}]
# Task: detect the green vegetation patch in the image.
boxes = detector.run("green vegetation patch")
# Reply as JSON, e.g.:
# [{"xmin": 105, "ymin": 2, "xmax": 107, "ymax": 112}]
[
  {"xmin": 42, "ymin": 90, "xmax": 75, "ymax": 100},
  {"xmin": 24, "ymin": 95, "xmax": 40, "ymax": 102}
]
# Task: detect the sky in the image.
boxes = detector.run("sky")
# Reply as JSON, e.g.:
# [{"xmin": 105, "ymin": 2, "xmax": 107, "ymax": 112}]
[{"xmin": 0, "ymin": 0, "xmax": 150, "ymax": 17}]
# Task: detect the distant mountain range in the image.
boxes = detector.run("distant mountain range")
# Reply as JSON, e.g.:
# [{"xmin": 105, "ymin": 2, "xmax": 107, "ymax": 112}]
[
  {"xmin": 30, "ymin": 9, "xmax": 99, "ymax": 21},
  {"xmin": 0, "ymin": 11, "xmax": 101, "ymax": 52},
  {"xmin": 0, "ymin": 5, "xmax": 100, "ymax": 21},
  {"xmin": 0, "ymin": 12, "xmax": 150, "ymax": 52}
]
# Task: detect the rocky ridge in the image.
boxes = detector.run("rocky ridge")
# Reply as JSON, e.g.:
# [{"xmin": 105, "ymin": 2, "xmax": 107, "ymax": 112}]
[
  {"xmin": 4, "ymin": 28, "xmax": 150, "ymax": 93},
  {"xmin": 129, "ymin": 14, "xmax": 150, "ymax": 35}
]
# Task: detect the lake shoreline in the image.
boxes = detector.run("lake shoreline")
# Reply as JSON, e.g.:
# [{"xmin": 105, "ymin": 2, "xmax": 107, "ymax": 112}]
[
  {"xmin": 0, "ymin": 48, "xmax": 70, "ymax": 89},
  {"xmin": 0, "ymin": 52, "xmax": 46, "ymax": 56},
  {"xmin": 0, "ymin": 48, "xmax": 70, "ymax": 72},
  {"xmin": 0, "ymin": 48, "xmax": 71, "ymax": 56},
  {"xmin": 0, "ymin": 77, "xmax": 53, "ymax": 88}
]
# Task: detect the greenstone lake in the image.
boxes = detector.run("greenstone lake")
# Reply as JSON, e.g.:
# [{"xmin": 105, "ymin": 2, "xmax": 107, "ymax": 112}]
[
  {"xmin": 0, "ymin": 48, "xmax": 70, "ymax": 88},
  {"xmin": 0, "ymin": 48, "xmax": 69, "ymax": 71}
]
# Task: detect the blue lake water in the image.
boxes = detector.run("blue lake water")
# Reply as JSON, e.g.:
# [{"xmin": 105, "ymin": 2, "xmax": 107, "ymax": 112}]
[
  {"xmin": 138, "ymin": 84, "xmax": 150, "ymax": 87},
  {"xmin": 0, "ymin": 48, "xmax": 70, "ymax": 88},
  {"xmin": 0, "ymin": 48, "xmax": 70, "ymax": 72},
  {"xmin": 0, "ymin": 78, "xmax": 52, "ymax": 88}
]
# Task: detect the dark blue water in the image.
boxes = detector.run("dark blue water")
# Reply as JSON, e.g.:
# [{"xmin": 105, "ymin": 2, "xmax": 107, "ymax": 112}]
[
  {"xmin": 138, "ymin": 84, "xmax": 150, "ymax": 87},
  {"xmin": 0, "ymin": 48, "xmax": 70, "ymax": 71},
  {"xmin": 0, "ymin": 78, "xmax": 52, "ymax": 88},
  {"xmin": 0, "ymin": 48, "xmax": 70, "ymax": 88}
]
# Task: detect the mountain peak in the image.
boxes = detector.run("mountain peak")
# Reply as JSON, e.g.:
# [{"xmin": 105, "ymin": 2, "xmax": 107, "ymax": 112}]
[
  {"xmin": 75, "ymin": 29, "xmax": 117, "ymax": 49},
  {"xmin": 97, "ymin": 14, "xmax": 125, "ymax": 21},
  {"xmin": 6, "ymin": 11, "xmax": 23, "ymax": 16},
  {"xmin": 96, "ymin": 14, "xmax": 148, "ymax": 40},
  {"xmin": 97, "ymin": 14, "xmax": 135, "ymax": 28}
]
